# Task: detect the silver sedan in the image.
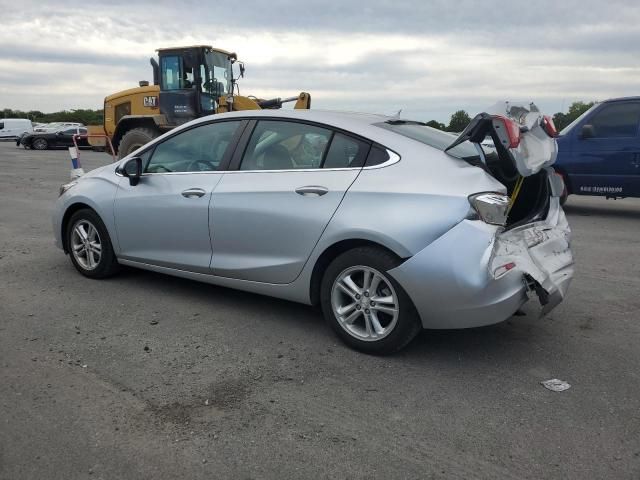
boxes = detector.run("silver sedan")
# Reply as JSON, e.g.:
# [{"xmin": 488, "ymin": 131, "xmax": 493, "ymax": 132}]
[{"xmin": 53, "ymin": 107, "xmax": 574, "ymax": 354}]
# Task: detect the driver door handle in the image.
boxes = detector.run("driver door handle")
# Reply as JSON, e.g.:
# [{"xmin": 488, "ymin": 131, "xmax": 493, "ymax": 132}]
[
  {"xmin": 295, "ymin": 186, "xmax": 329, "ymax": 197},
  {"xmin": 181, "ymin": 188, "xmax": 206, "ymax": 198}
]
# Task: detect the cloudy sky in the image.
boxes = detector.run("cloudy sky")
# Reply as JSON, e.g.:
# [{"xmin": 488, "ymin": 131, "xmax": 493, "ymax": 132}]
[{"xmin": 1, "ymin": 0, "xmax": 639, "ymax": 122}]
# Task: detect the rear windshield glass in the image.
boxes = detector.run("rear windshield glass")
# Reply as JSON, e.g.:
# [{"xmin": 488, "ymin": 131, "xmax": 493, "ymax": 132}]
[{"xmin": 375, "ymin": 121, "xmax": 480, "ymax": 159}]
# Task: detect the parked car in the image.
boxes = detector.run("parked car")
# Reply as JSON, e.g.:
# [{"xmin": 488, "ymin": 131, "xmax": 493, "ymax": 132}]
[
  {"xmin": 0, "ymin": 118, "xmax": 33, "ymax": 139},
  {"xmin": 21, "ymin": 127, "xmax": 89, "ymax": 150},
  {"xmin": 33, "ymin": 122, "xmax": 84, "ymax": 133},
  {"xmin": 554, "ymin": 96, "xmax": 640, "ymax": 202},
  {"xmin": 53, "ymin": 108, "xmax": 574, "ymax": 354}
]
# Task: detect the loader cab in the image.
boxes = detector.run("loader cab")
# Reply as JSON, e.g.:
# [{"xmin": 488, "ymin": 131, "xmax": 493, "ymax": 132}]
[{"xmin": 154, "ymin": 45, "xmax": 235, "ymax": 125}]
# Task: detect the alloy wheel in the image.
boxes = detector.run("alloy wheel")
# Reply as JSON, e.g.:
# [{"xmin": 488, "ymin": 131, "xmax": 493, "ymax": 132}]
[
  {"xmin": 331, "ymin": 266, "xmax": 399, "ymax": 341},
  {"xmin": 33, "ymin": 138, "xmax": 47, "ymax": 150},
  {"xmin": 70, "ymin": 220, "xmax": 102, "ymax": 270}
]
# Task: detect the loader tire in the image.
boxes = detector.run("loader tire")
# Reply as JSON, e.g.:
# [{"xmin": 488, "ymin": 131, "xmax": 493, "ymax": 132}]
[{"xmin": 118, "ymin": 127, "xmax": 159, "ymax": 159}]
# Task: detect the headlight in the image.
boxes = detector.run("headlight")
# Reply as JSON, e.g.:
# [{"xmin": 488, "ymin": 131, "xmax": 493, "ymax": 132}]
[
  {"xmin": 468, "ymin": 192, "xmax": 509, "ymax": 226},
  {"xmin": 59, "ymin": 181, "xmax": 78, "ymax": 197}
]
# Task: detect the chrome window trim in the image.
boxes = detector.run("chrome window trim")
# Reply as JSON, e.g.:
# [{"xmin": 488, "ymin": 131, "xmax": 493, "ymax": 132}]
[
  {"xmin": 363, "ymin": 149, "xmax": 400, "ymax": 170},
  {"xmin": 115, "ymin": 149, "xmax": 400, "ymax": 176}
]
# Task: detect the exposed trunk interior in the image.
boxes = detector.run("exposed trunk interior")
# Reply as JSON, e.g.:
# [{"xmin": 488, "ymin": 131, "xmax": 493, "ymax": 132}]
[{"xmin": 483, "ymin": 150, "xmax": 550, "ymax": 228}]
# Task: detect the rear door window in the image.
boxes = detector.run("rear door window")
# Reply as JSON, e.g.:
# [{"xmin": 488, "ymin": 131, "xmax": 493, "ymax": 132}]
[
  {"xmin": 239, "ymin": 121, "xmax": 332, "ymax": 170},
  {"xmin": 322, "ymin": 133, "xmax": 369, "ymax": 169},
  {"xmin": 239, "ymin": 121, "xmax": 370, "ymax": 171}
]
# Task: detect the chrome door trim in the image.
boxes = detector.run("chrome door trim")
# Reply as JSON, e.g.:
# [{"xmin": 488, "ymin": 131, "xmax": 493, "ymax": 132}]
[{"xmin": 115, "ymin": 149, "xmax": 400, "ymax": 176}]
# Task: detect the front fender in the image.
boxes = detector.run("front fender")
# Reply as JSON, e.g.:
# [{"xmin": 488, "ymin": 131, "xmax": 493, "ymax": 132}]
[{"xmin": 54, "ymin": 173, "xmax": 120, "ymax": 253}]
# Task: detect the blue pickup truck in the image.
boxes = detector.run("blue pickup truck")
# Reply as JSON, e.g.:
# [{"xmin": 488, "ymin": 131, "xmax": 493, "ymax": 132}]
[{"xmin": 554, "ymin": 96, "xmax": 640, "ymax": 203}]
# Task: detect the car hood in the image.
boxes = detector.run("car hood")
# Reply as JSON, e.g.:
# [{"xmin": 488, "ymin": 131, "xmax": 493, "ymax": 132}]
[
  {"xmin": 77, "ymin": 163, "xmax": 113, "ymax": 181},
  {"xmin": 446, "ymin": 102, "xmax": 558, "ymax": 178}
]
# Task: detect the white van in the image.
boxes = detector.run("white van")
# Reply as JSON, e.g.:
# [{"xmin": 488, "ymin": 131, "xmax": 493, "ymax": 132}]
[{"xmin": 0, "ymin": 119, "xmax": 33, "ymax": 139}]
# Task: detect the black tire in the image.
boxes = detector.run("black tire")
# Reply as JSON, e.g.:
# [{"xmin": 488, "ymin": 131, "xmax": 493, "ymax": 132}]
[
  {"xmin": 66, "ymin": 209, "xmax": 120, "ymax": 279},
  {"xmin": 118, "ymin": 127, "xmax": 159, "ymax": 159},
  {"xmin": 320, "ymin": 246, "xmax": 421, "ymax": 355},
  {"xmin": 32, "ymin": 137, "xmax": 48, "ymax": 150}
]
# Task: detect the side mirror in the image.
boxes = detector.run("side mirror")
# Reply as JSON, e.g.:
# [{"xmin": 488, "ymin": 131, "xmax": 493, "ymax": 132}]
[
  {"xmin": 121, "ymin": 157, "xmax": 142, "ymax": 186},
  {"xmin": 239, "ymin": 62, "xmax": 245, "ymax": 78},
  {"xmin": 579, "ymin": 124, "xmax": 595, "ymax": 139}
]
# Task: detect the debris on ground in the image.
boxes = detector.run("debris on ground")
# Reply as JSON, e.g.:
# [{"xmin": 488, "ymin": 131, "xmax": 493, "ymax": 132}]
[{"xmin": 541, "ymin": 379, "xmax": 571, "ymax": 392}]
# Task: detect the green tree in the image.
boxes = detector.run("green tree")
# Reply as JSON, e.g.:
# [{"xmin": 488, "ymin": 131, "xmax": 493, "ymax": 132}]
[
  {"xmin": 425, "ymin": 120, "xmax": 446, "ymax": 130},
  {"xmin": 552, "ymin": 101, "xmax": 594, "ymax": 131},
  {"xmin": 0, "ymin": 107, "xmax": 104, "ymax": 125},
  {"xmin": 447, "ymin": 110, "xmax": 471, "ymax": 133}
]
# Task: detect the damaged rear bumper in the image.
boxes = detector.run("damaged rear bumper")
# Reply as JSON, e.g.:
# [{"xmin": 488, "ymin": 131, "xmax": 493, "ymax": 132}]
[
  {"xmin": 388, "ymin": 197, "xmax": 574, "ymax": 329},
  {"xmin": 490, "ymin": 202, "xmax": 573, "ymax": 315}
]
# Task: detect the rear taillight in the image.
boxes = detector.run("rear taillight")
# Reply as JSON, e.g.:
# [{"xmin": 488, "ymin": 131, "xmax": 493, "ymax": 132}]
[
  {"xmin": 541, "ymin": 115, "xmax": 557, "ymax": 137},
  {"xmin": 491, "ymin": 115, "xmax": 521, "ymax": 148},
  {"xmin": 468, "ymin": 192, "xmax": 509, "ymax": 226},
  {"xmin": 494, "ymin": 262, "xmax": 516, "ymax": 278}
]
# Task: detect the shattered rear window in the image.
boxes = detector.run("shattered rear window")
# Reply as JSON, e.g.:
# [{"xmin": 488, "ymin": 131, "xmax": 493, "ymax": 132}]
[{"xmin": 375, "ymin": 121, "xmax": 481, "ymax": 159}]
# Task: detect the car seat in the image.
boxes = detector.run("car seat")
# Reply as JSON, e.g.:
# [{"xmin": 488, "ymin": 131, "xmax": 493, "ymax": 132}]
[{"xmin": 262, "ymin": 144, "xmax": 294, "ymax": 170}]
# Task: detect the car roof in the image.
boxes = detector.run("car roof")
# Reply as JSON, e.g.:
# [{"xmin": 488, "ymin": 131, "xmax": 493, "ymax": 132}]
[
  {"xmin": 602, "ymin": 96, "xmax": 640, "ymax": 103},
  {"xmin": 188, "ymin": 109, "xmax": 409, "ymax": 146}
]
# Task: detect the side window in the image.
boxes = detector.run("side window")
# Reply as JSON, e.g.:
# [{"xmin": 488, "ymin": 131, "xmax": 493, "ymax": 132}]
[
  {"xmin": 115, "ymin": 102, "xmax": 131, "ymax": 123},
  {"xmin": 588, "ymin": 103, "xmax": 640, "ymax": 138},
  {"xmin": 365, "ymin": 144, "xmax": 391, "ymax": 167},
  {"xmin": 161, "ymin": 56, "xmax": 182, "ymax": 91},
  {"xmin": 323, "ymin": 133, "xmax": 369, "ymax": 169},
  {"xmin": 0, "ymin": 122, "xmax": 4, "ymax": 130},
  {"xmin": 240, "ymin": 121, "xmax": 332, "ymax": 171},
  {"xmin": 63, "ymin": 128, "xmax": 78, "ymax": 134},
  {"xmin": 145, "ymin": 121, "xmax": 241, "ymax": 173}
]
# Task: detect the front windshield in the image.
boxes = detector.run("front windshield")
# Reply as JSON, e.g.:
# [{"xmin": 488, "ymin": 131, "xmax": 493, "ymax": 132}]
[
  {"xmin": 559, "ymin": 104, "xmax": 598, "ymax": 135},
  {"xmin": 203, "ymin": 51, "xmax": 232, "ymax": 96}
]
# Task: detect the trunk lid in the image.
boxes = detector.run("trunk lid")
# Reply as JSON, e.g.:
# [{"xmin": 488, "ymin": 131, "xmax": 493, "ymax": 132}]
[{"xmin": 445, "ymin": 102, "xmax": 558, "ymax": 178}]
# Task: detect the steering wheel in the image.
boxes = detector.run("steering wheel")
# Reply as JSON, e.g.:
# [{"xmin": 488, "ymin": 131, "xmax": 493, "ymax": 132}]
[{"xmin": 187, "ymin": 159, "xmax": 217, "ymax": 172}]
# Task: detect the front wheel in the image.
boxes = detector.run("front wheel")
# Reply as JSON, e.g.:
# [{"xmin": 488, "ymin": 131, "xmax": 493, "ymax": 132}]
[
  {"xmin": 66, "ymin": 209, "xmax": 120, "ymax": 279},
  {"xmin": 320, "ymin": 246, "xmax": 421, "ymax": 354}
]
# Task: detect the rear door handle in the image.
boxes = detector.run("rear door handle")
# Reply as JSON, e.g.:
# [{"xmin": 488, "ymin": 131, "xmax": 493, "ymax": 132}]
[
  {"xmin": 181, "ymin": 188, "xmax": 206, "ymax": 198},
  {"xmin": 295, "ymin": 186, "xmax": 328, "ymax": 197}
]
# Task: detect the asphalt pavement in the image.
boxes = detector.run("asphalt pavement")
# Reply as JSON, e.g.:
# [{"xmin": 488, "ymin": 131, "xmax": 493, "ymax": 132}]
[{"xmin": 1, "ymin": 141, "xmax": 639, "ymax": 479}]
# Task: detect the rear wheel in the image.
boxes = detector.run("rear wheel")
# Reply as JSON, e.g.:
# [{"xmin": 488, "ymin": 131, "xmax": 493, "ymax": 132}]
[
  {"xmin": 118, "ymin": 127, "xmax": 159, "ymax": 159},
  {"xmin": 66, "ymin": 209, "xmax": 120, "ymax": 279},
  {"xmin": 32, "ymin": 138, "xmax": 48, "ymax": 150},
  {"xmin": 320, "ymin": 246, "xmax": 421, "ymax": 354}
]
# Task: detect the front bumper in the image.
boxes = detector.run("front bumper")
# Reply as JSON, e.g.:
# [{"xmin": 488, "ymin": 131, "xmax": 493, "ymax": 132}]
[
  {"xmin": 389, "ymin": 197, "xmax": 574, "ymax": 329},
  {"xmin": 52, "ymin": 197, "xmax": 65, "ymax": 250}
]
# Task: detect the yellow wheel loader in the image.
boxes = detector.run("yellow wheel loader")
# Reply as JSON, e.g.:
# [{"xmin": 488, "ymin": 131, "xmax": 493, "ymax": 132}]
[{"xmin": 104, "ymin": 45, "xmax": 310, "ymax": 158}]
